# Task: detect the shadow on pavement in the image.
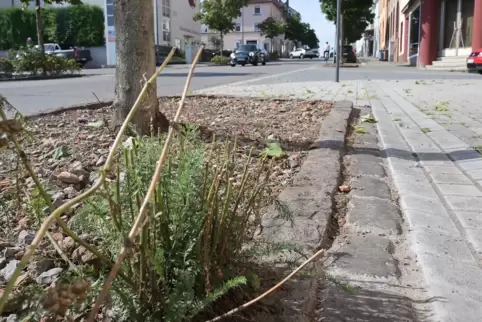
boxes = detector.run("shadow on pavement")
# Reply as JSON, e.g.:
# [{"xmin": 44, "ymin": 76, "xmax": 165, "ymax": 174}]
[
  {"xmin": 158, "ymin": 72, "xmax": 255, "ymax": 77},
  {"xmin": 323, "ymin": 280, "xmax": 439, "ymax": 322}
]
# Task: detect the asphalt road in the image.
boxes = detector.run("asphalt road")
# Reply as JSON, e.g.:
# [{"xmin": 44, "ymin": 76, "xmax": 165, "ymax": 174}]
[{"xmin": 1, "ymin": 58, "xmax": 480, "ymax": 116}]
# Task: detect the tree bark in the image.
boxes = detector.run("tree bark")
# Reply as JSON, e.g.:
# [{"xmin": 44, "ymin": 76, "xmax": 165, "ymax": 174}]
[
  {"xmin": 220, "ymin": 32, "xmax": 224, "ymax": 55},
  {"xmin": 35, "ymin": 0, "xmax": 46, "ymax": 76},
  {"xmin": 112, "ymin": 0, "xmax": 169, "ymax": 135},
  {"xmin": 35, "ymin": 0, "xmax": 44, "ymax": 53}
]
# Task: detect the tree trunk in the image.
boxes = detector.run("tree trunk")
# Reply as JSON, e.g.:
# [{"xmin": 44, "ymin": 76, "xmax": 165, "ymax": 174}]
[
  {"xmin": 35, "ymin": 0, "xmax": 46, "ymax": 76},
  {"xmin": 112, "ymin": 0, "xmax": 169, "ymax": 135},
  {"xmin": 220, "ymin": 32, "xmax": 224, "ymax": 56},
  {"xmin": 35, "ymin": 0, "xmax": 44, "ymax": 53}
]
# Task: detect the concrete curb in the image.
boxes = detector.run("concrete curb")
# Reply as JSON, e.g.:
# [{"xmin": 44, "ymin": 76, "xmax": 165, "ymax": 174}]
[
  {"xmin": 259, "ymin": 100, "xmax": 353, "ymax": 251},
  {"xmin": 251, "ymin": 100, "xmax": 354, "ymax": 321},
  {"xmin": 0, "ymin": 74, "xmax": 84, "ymax": 83}
]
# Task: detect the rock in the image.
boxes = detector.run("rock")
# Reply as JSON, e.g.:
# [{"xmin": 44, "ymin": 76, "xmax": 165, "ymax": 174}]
[
  {"xmin": 95, "ymin": 156, "xmax": 105, "ymax": 167},
  {"xmin": 60, "ymin": 236, "xmax": 75, "ymax": 252},
  {"xmin": 72, "ymin": 246, "xmax": 97, "ymax": 265},
  {"xmin": 288, "ymin": 155, "xmax": 300, "ymax": 168},
  {"xmin": 0, "ymin": 242, "xmax": 13, "ymax": 252},
  {"xmin": 63, "ymin": 186, "xmax": 77, "ymax": 198},
  {"xmin": 57, "ymin": 171, "xmax": 81, "ymax": 184},
  {"xmin": 89, "ymin": 171, "xmax": 101, "ymax": 185},
  {"xmin": 0, "ymin": 260, "xmax": 19, "ymax": 281},
  {"xmin": 29, "ymin": 259, "xmax": 55, "ymax": 275},
  {"xmin": 18, "ymin": 230, "xmax": 34, "ymax": 245},
  {"xmin": 3, "ymin": 247, "xmax": 21, "ymax": 259},
  {"xmin": 51, "ymin": 191, "xmax": 65, "ymax": 200},
  {"xmin": 69, "ymin": 161, "xmax": 88, "ymax": 177},
  {"xmin": 36, "ymin": 267, "xmax": 63, "ymax": 285},
  {"xmin": 52, "ymin": 197, "xmax": 65, "ymax": 208}
]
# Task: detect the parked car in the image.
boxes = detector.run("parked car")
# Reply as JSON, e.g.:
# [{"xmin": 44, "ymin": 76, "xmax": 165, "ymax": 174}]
[
  {"xmin": 230, "ymin": 44, "xmax": 266, "ymax": 66},
  {"xmin": 467, "ymin": 48, "xmax": 482, "ymax": 74},
  {"xmin": 289, "ymin": 48, "xmax": 318, "ymax": 59},
  {"xmin": 334, "ymin": 45, "xmax": 357, "ymax": 63},
  {"xmin": 34, "ymin": 43, "xmax": 92, "ymax": 66},
  {"xmin": 259, "ymin": 48, "xmax": 270, "ymax": 62}
]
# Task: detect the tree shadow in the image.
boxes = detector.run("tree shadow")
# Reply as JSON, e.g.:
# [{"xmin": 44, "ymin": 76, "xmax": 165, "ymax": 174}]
[
  {"xmin": 158, "ymin": 72, "xmax": 256, "ymax": 77},
  {"xmin": 322, "ymin": 279, "xmax": 441, "ymax": 322}
]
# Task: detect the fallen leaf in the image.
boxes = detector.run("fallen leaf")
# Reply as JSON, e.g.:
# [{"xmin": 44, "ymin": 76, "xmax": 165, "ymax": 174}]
[
  {"xmin": 338, "ymin": 185, "xmax": 351, "ymax": 192},
  {"xmin": 263, "ymin": 141, "xmax": 283, "ymax": 158},
  {"xmin": 361, "ymin": 114, "xmax": 377, "ymax": 123}
]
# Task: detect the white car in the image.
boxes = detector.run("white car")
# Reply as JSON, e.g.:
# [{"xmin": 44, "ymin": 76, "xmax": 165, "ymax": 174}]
[{"xmin": 289, "ymin": 48, "xmax": 317, "ymax": 59}]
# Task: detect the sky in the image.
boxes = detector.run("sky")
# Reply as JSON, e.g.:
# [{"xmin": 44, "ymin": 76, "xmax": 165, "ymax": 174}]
[{"xmin": 288, "ymin": 0, "xmax": 335, "ymax": 46}]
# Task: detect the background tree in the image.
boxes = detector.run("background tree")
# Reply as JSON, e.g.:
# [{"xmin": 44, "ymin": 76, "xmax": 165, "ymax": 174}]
[
  {"xmin": 302, "ymin": 25, "xmax": 319, "ymax": 48},
  {"xmin": 194, "ymin": 0, "xmax": 248, "ymax": 54},
  {"xmin": 320, "ymin": 0, "xmax": 374, "ymax": 44},
  {"xmin": 209, "ymin": 35, "xmax": 222, "ymax": 50},
  {"xmin": 258, "ymin": 17, "xmax": 284, "ymax": 52},
  {"xmin": 20, "ymin": 0, "xmax": 81, "ymax": 54},
  {"xmin": 284, "ymin": 14, "xmax": 306, "ymax": 47},
  {"xmin": 112, "ymin": 0, "xmax": 169, "ymax": 134}
]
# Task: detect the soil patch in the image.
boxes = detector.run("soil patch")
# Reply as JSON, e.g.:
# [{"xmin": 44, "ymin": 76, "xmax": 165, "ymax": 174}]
[{"xmin": 0, "ymin": 96, "xmax": 331, "ymax": 319}]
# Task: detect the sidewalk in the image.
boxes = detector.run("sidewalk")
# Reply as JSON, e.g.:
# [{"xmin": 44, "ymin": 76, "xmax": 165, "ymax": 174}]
[{"xmin": 197, "ymin": 76, "xmax": 482, "ymax": 321}]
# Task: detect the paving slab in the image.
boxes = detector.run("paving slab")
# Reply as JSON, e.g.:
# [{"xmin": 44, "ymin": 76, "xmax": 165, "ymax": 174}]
[
  {"xmin": 329, "ymin": 235, "xmax": 399, "ymax": 278},
  {"xmin": 348, "ymin": 176, "xmax": 391, "ymax": 199},
  {"xmin": 370, "ymin": 82, "xmax": 482, "ymax": 321},
  {"xmin": 345, "ymin": 196, "xmax": 402, "ymax": 234}
]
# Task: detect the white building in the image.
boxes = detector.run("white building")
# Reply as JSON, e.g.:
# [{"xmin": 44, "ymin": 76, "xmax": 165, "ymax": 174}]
[
  {"xmin": 0, "ymin": 0, "xmax": 201, "ymax": 66},
  {"xmin": 104, "ymin": 0, "xmax": 201, "ymax": 65}
]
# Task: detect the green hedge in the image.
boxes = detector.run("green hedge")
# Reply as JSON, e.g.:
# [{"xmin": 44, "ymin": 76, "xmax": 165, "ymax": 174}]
[{"xmin": 0, "ymin": 5, "xmax": 104, "ymax": 50}]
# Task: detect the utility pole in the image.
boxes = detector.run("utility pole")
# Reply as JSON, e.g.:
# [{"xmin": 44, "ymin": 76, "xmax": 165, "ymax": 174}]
[
  {"xmin": 241, "ymin": 7, "xmax": 245, "ymax": 45},
  {"xmin": 335, "ymin": 0, "xmax": 341, "ymax": 82}
]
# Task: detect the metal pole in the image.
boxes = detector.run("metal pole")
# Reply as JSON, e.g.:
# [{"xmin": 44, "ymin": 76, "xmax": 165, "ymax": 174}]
[
  {"xmin": 335, "ymin": 0, "xmax": 341, "ymax": 82},
  {"xmin": 455, "ymin": 0, "xmax": 462, "ymax": 56},
  {"xmin": 241, "ymin": 7, "xmax": 245, "ymax": 45}
]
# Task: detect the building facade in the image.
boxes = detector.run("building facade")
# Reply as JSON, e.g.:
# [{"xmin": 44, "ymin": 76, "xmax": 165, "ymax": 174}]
[
  {"xmin": 201, "ymin": 0, "xmax": 298, "ymax": 54},
  {"xmin": 0, "ymin": 0, "xmax": 201, "ymax": 65}
]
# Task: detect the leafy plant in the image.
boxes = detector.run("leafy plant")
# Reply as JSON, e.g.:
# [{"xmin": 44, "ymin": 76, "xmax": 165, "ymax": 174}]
[
  {"xmin": 69, "ymin": 130, "xmax": 273, "ymax": 321},
  {"xmin": 0, "ymin": 57, "xmax": 14, "ymax": 78},
  {"xmin": 210, "ymin": 55, "xmax": 229, "ymax": 65}
]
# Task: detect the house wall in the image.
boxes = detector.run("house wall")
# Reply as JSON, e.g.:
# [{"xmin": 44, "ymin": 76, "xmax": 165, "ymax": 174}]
[{"xmin": 201, "ymin": 0, "xmax": 292, "ymax": 54}]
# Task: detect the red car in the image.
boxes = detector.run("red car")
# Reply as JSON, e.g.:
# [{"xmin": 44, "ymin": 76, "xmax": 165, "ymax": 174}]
[{"xmin": 467, "ymin": 48, "xmax": 482, "ymax": 74}]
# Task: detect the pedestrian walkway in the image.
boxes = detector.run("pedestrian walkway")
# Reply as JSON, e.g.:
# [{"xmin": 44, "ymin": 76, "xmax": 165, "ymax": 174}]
[
  {"xmin": 366, "ymin": 80, "xmax": 482, "ymax": 321},
  {"xmin": 197, "ymin": 77, "xmax": 482, "ymax": 321}
]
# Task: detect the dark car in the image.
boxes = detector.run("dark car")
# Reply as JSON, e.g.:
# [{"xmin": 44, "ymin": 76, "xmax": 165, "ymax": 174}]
[
  {"xmin": 230, "ymin": 44, "xmax": 266, "ymax": 67},
  {"xmin": 467, "ymin": 48, "xmax": 482, "ymax": 74},
  {"xmin": 342, "ymin": 45, "xmax": 357, "ymax": 63},
  {"xmin": 334, "ymin": 45, "xmax": 357, "ymax": 64}
]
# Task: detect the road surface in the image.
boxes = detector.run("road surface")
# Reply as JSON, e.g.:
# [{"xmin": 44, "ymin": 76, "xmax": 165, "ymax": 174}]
[{"xmin": 1, "ymin": 58, "xmax": 480, "ymax": 116}]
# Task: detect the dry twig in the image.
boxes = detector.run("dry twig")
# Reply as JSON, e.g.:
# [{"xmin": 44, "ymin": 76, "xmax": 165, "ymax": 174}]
[
  {"xmin": 86, "ymin": 45, "xmax": 205, "ymax": 322},
  {"xmin": 0, "ymin": 48, "xmax": 177, "ymax": 314},
  {"xmin": 206, "ymin": 248, "xmax": 326, "ymax": 322}
]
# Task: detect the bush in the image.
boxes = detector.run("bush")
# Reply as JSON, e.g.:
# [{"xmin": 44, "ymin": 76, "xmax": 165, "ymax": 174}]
[
  {"xmin": 9, "ymin": 46, "xmax": 81, "ymax": 77},
  {"xmin": 0, "ymin": 58, "xmax": 13, "ymax": 78},
  {"xmin": 210, "ymin": 55, "xmax": 229, "ymax": 65},
  {"xmin": 270, "ymin": 51, "xmax": 280, "ymax": 61},
  {"xmin": 0, "ymin": 5, "xmax": 104, "ymax": 50},
  {"xmin": 71, "ymin": 130, "xmax": 272, "ymax": 321}
]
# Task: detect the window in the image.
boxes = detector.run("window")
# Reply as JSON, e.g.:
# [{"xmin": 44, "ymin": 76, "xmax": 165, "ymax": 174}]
[
  {"xmin": 254, "ymin": 23, "xmax": 260, "ymax": 32},
  {"xmin": 162, "ymin": 20, "xmax": 170, "ymax": 42},
  {"xmin": 162, "ymin": 0, "xmax": 170, "ymax": 17},
  {"xmin": 253, "ymin": 5, "xmax": 261, "ymax": 15},
  {"xmin": 235, "ymin": 23, "xmax": 241, "ymax": 32}
]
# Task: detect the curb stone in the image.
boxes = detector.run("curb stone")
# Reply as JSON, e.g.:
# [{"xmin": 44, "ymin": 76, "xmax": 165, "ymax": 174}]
[
  {"xmin": 321, "ymin": 105, "xmax": 428, "ymax": 322},
  {"xmin": 253, "ymin": 100, "xmax": 354, "ymax": 322}
]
